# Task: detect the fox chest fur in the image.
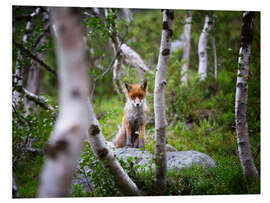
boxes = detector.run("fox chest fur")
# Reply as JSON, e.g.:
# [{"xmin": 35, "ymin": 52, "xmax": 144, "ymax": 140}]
[{"xmin": 127, "ymin": 105, "xmax": 146, "ymax": 132}]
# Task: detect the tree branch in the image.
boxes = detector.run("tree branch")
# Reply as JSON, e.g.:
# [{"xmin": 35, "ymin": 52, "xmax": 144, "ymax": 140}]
[
  {"xmin": 33, "ymin": 23, "xmax": 50, "ymax": 49},
  {"xmin": 13, "ymin": 39, "xmax": 57, "ymax": 77},
  {"xmin": 22, "ymin": 88, "xmax": 57, "ymax": 114}
]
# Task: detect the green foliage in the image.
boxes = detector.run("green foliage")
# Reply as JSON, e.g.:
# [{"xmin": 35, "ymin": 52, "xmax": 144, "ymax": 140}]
[
  {"xmin": 12, "ymin": 7, "xmax": 260, "ymax": 197},
  {"xmin": 77, "ymin": 143, "xmax": 121, "ymax": 197},
  {"xmin": 12, "ymin": 96, "xmax": 57, "ymax": 197},
  {"xmin": 166, "ymin": 157, "xmax": 260, "ymax": 195}
]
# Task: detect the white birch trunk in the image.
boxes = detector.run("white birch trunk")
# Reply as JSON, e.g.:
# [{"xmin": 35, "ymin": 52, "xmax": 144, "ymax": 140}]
[
  {"xmin": 213, "ymin": 35, "xmax": 218, "ymax": 80},
  {"xmin": 13, "ymin": 8, "xmax": 41, "ymax": 109},
  {"xmin": 24, "ymin": 63, "xmax": 41, "ymax": 114},
  {"xmin": 154, "ymin": 9, "xmax": 174, "ymax": 192},
  {"xmin": 212, "ymin": 15, "xmax": 218, "ymax": 81},
  {"xmin": 87, "ymin": 99, "xmax": 141, "ymax": 196},
  {"xmin": 235, "ymin": 11, "xmax": 259, "ymax": 180},
  {"xmin": 110, "ymin": 13, "xmax": 125, "ymax": 95},
  {"xmin": 198, "ymin": 14, "xmax": 213, "ymax": 81},
  {"xmin": 12, "ymin": 64, "xmax": 23, "ymax": 109},
  {"xmin": 38, "ymin": 8, "xmax": 90, "ymax": 197},
  {"xmin": 181, "ymin": 11, "xmax": 192, "ymax": 84}
]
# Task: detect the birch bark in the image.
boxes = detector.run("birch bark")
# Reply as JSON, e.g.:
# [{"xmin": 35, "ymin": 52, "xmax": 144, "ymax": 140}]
[
  {"xmin": 181, "ymin": 11, "xmax": 192, "ymax": 84},
  {"xmin": 154, "ymin": 9, "xmax": 174, "ymax": 193},
  {"xmin": 87, "ymin": 99, "xmax": 141, "ymax": 196},
  {"xmin": 39, "ymin": 8, "xmax": 141, "ymax": 197},
  {"xmin": 110, "ymin": 9, "xmax": 125, "ymax": 95},
  {"xmin": 24, "ymin": 14, "xmax": 48, "ymax": 114},
  {"xmin": 212, "ymin": 15, "xmax": 218, "ymax": 81},
  {"xmin": 13, "ymin": 8, "xmax": 41, "ymax": 109},
  {"xmin": 24, "ymin": 62, "xmax": 41, "ymax": 114},
  {"xmin": 198, "ymin": 14, "xmax": 213, "ymax": 80},
  {"xmin": 38, "ymin": 8, "xmax": 90, "ymax": 197},
  {"xmin": 235, "ymin": 11, "xmax": 259, "ymax": 180}
]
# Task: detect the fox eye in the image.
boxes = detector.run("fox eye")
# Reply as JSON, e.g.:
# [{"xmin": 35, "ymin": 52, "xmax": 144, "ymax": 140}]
[
  {"xmin": 131, "ymin": 95, "xmax": 135, "ymax": 99},
  {"xmin": 138, "ymin": 94, "xmax": 143, "ymax": 99}
]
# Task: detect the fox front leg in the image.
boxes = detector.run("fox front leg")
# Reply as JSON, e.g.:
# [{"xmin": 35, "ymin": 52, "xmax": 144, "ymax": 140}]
[
  {"xmin": 125, "ymin": 122, "xmax": 133, "ymax": 147},
  {"xmin": 138, "ymin": 126, "xmax": 145, "ymax": 148}
]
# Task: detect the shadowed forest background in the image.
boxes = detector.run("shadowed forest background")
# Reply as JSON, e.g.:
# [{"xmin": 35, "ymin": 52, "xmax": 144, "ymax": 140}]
[{"xmin": 12, "ymin": 7, "xmax": 260, "ymax": 197}]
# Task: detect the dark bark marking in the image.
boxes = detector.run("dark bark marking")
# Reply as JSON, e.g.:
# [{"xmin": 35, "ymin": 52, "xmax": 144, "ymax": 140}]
[
  {"xmin": 97, "ymin": 148, "xmax": 108, "ymax": 159},
  {"xmin": 240, "ymin": 12, "xmax": 255, "ymax": 50},
  {"xmin": 71, "ymin": 89, "xmax": 80, "ymax": 98},
  {"xmin": 44, "ymin": 139, "xmax": 68, "ymax": 159},
  {"xmin": 168, "ymin": 29, "xmax": 173, "ymax": 38},
  {"xmin": 58, "ymin": 25, "xmax": 66, "ymax": 34},
  {"xmin": 89, "ymin": 124, "xmax": 100, "ymax": 136},
  {"xmin": 237, "ymin": 82, "xmax": 245, "ymax": 88},
  {"xmin": 199, "ymin": 51, "xmax": 206, "ymax": 57},
  {"xmin": 69, "ymin": 7, "xmax": 81, "ymax": 15},
  {"xmin": 162, "ymin": 21, "xmax": 169, "ymax": 30},
  {"xmin": 166, "ymin": 10, "xmax": 174, "ymax": 20},
  {"xmin": 162, "ymin": 49, "xmax": 170, "ymax": 56},
  {"xmin": 161, "ymin": 80, "xmax": 167, "ymax": 86}
]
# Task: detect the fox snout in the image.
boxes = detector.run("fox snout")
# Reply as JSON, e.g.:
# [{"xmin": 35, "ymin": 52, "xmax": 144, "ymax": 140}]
[{"xmin": 132, "ymin": 98, "xmax": 143, "ymax": 107}]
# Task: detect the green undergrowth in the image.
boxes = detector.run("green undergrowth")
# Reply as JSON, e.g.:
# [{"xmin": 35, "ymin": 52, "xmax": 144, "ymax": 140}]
[{"xmin": 73, "ymin": 143, "xmax": 260, "ymax": 196}]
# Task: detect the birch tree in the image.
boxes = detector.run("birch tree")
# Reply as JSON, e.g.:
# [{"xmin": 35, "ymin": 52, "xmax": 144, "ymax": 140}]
[
  {"xmin": 39, "ymin": 7, "xmax": 141, "ymax": 197},
  {"xmin": 235, "ymin": 11, "xmax": 259, "ymax": 180},
  {"xmin": 154, "ymin": 9, "xmax": 174, "ymax": 193},
  {"xmin": 110, "ymin": 9, "xmax": 126, "ymax": 95},
  {"xmin": 212, "ymin": 14, "xmax": 218, "ymax": 81},
  {"xmin": 181, "ymin": 10, "xmax": 192, "ymax": 84},
  {"xmin": 38, "ymin": 7, "xmax": 91, "ymax": 197},
  {"xmin": 24, "ymin": 12, "xmax": 49, "ymax": 114},
  {"xmin": 198, "ymin": 13, "xmax": 213, "ymax": 80},
  {"xmin": 13, "ymin": 7, "xmax": 41, "ymax": 110}
]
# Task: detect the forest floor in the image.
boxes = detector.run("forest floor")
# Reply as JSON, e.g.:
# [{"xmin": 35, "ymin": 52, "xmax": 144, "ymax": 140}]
[{"xmin": 13, "ymin": 72, "xmax": 261, "ymax": 197}]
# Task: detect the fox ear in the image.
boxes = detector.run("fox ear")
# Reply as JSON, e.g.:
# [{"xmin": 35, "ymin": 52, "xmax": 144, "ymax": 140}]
[
  {"xmin": 125, "ymin": 82, "xmax": 132, "ymax": 92},
  {"xmin": 141, "ymin": 80, "xmax": 147, "ymax": 91}
]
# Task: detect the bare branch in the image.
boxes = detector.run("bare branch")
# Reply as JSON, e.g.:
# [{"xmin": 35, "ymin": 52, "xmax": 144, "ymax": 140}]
[
  {"xmin": 13, "ymin": 39, "xmax": 57, "ymax": 77},
  {"xmin": 121, "ymin": 43, "xmax": 150, "ymax": 73},
  {"xmin": 22, "ymin": 88, "xmax": 57, "ymax": 114}
]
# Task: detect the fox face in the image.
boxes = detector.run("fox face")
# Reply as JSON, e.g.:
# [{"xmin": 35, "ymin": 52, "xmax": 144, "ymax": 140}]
[{"xmin": 125, "ymin": 81, "xmax": 147, "ymax": 107}]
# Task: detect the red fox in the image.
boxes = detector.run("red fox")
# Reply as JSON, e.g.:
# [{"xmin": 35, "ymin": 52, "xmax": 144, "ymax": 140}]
[{"xmin": 115, "ymin": 80, "xmax": 149, "ymax": 148}]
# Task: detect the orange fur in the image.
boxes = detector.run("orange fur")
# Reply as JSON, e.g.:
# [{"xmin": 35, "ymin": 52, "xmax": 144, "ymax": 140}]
[{"xmin": 115, "ymin": 81, "xmax": 149, "ymax": 148}]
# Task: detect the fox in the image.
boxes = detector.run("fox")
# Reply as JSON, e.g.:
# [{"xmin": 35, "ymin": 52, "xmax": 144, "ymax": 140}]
[{"xmin": 115, "ymin": 80, "xmax": 149, "ymax": 148}]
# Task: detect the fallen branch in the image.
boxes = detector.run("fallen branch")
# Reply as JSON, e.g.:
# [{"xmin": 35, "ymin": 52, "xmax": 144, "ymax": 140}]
[
  {"xmin": 121, "ymin": 43, "xmax": 150, "ymax": 73},
  {"xmin": 22, "ymin": 87, "xmax": 57, "ymax": 114}
]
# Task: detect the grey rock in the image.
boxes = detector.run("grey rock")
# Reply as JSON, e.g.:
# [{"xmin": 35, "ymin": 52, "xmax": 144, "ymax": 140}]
[
  {"xmin": 110, "ymin": 144, "xmax": 215, "ymax": 172},
  {"xmin": 166, "ymin": 144, "xmax": 177, "ymax": 152},
  {"xmin": 73, "ymin": 142, "xmax": 216, "ymax": 192}
]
